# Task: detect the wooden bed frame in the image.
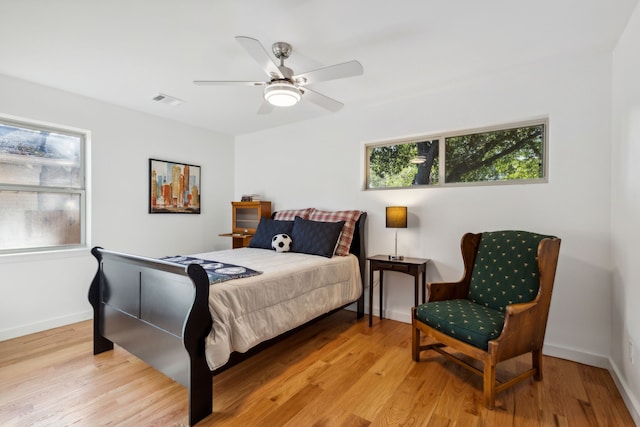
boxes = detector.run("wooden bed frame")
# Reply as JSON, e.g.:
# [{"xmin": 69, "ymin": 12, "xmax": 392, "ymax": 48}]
[{"xmin": 88, "ymin": 212, "xmax": 367, "ymax": 426}]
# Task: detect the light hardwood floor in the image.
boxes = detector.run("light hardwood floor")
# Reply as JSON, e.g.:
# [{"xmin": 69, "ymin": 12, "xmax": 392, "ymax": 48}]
[{"xmin": 0, "ymin": 311, "xmax": 635, "ymax": 426}]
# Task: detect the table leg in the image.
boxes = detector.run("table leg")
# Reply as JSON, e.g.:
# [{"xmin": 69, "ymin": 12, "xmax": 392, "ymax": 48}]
[
  {"xmin": 414, "ymin": 275, "xmax": 419, "ymax": 307},
  {"xmin": 422, "ymin": 270, "xmax": 427, "ymax": 304},
  {"xmin": 379, "ymin": 271, "xmax": 384, "ymax": 320},
  {"xmin": 369, "ymin": 266, "xmax": 374, "ymax": 327}
]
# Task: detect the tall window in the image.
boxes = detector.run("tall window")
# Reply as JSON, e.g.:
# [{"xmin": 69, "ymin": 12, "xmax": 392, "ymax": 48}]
[
  {"xmin": 0, "ymin": 117, "xmax": 86, "ymax": 253},
  {"xmin": 366, "ymin": 119, "xmax": 547, "ymax": 189}
]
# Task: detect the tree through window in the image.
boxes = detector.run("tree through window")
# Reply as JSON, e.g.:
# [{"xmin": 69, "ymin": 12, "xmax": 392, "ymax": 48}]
[{"xmin": 366, "ymin": 119, "xmax": 546, "ymax": 189}]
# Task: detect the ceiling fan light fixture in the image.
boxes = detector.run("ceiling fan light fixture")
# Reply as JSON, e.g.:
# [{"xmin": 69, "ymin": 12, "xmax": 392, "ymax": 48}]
[{"xmin": 264, "ymin": 81, "xmax": 301, "ymax": 107}]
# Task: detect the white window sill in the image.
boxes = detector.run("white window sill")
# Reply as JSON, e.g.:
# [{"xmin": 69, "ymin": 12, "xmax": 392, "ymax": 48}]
[{"xmin": 0, "ymin": 246, "xmax": 92, "ymax": 264}]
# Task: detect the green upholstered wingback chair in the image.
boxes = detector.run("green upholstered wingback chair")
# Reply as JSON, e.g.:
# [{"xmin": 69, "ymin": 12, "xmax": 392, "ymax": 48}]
[{"xmin": 411, "ymin": 230, "xmax": 561, "ymax": 409}]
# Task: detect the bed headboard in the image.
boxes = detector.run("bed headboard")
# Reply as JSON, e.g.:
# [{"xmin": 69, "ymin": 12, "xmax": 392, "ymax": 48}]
[
  {"xmin": 270, "ymin": 210, "xmax": 367, "ymax": 318},
  {"xmin": 269, "ymin": 210, "xmax": 367, "ymax": 275},
  {"xmin": 349, "ymin": 212, "xmax": 367, "ymax": 280}
]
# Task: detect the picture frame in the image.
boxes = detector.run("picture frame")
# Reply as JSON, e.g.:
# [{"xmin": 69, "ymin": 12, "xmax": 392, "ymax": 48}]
[{"xmin": 149, "ymin": 158, "xmax": 201, "ymax": 214}]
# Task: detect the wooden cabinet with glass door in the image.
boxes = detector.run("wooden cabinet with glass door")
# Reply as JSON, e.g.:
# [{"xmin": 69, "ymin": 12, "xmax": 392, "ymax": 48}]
[{"xmin": 219, "ymin": 201, "xmax": 271, "ymax": 248}]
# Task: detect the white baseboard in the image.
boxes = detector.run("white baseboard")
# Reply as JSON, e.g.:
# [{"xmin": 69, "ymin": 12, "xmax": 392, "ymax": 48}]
[
  {"xmin": 0, "ymin": 310, "xmax": 93, "ymax": 342},
  {"xmin": 542, "ymin": 343, "xmax": 610, "ymax": 369},
  {"xmin": 370, "ymin": 306, "xmax": 412, "ymax": 324}
]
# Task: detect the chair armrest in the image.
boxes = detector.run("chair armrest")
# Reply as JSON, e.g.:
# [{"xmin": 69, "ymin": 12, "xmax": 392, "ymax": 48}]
[
  {"xmin": 504, "ymin": 301, "xmax": 537, "ymax": 316},
  {"xmin": 426, "ymin": 232, "xmax": 481, "ymax": 303},
  {"xmin": 427, "ymin": 281, "xmax": 468, "ymax": 302},
  {"xmin": 489, "ymin": 301, "xmax": 540, "ymax": 360},
  {"xmin": 427, "ymin": 233, "xmax": 482, "ymax": 302}
]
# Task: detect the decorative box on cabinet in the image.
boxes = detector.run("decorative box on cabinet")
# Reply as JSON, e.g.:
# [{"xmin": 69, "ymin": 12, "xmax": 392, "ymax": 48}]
[{"xmin": 219, "ymin": 201, "xmax": 271, "ymax": 248}]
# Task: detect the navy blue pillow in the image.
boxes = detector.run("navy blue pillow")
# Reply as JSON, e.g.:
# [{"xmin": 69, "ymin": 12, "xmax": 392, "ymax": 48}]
[
  {"xmin": 249, "ymin": 218, "xmax": 294, "ymax": 249},
  {"xmin": 290, "ymin": 216, "xmax": 345, "ymax": 258}
]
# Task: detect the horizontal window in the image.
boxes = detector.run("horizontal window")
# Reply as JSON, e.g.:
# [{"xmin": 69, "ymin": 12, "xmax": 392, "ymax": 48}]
[
  {"xmin": 0, "ymin": 118, "xmax": 86, "ymax": 253},
  {"xmin": 366, "ymin": 119, "xmax": 547, "ymax": 189},
  {"xmin": 367, "ymin": 139, "xmax": 439, "ymax": 188}
]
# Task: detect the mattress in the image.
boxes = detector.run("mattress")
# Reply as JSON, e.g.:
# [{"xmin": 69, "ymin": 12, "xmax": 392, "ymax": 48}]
[{"xmin": 190, "ymin": 247, "xmax": 362, "ymax": 370}]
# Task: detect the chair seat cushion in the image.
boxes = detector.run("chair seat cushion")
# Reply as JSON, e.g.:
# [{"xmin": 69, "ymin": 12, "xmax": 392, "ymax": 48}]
[{"xmin": 414, "ymin": 299, "xmax": 505, "ymax": 350}]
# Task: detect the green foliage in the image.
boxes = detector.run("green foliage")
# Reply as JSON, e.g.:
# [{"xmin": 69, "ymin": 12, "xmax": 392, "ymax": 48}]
[
  {"xmin": 368, "ymin": 140, "xmax": 439, "ymax": 188},
  {"xmin": 445, "ymin": 125, "xmax": 543, "ymax": 183},
  {"xmin": 366, "ymin": 123, "xmax": 544, "ymax": 189},
  {"xmin": 368, "ymin": 144, "xmax": 418, "ymax": 188}
]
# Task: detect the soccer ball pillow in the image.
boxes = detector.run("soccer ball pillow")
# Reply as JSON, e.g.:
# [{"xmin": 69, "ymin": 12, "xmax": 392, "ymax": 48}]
[{"xmin": 271, "ymin": 233, "xmax": 293, "ymax": 253}]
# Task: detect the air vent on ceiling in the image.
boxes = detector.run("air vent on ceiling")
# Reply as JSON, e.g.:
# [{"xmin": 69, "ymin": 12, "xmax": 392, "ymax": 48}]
[{"xmin": 152, "ymin": 93, "xmax": 184, "ymax": 106}]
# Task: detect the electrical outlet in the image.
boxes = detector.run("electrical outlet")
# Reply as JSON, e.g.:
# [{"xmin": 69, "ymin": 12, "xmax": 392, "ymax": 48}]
[{"xmin": 629, "ymin": 339, "xmax": 635, "ymax": 365}]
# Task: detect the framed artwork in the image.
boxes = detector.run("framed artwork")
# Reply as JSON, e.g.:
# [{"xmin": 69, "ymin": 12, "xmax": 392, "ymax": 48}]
[{"xmin": 149, "ymin": 158, "xmax": 201, "ymax": 214}]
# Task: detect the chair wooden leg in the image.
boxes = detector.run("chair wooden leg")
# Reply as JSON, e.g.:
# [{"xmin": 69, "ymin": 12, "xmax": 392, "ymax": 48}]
[
  {"xmin": 483, "ymin": 360, "xmax": 496, "ymax": 409},
  {"xmin": 412, "ymin": 323, "xmax": 421, "ymax": 361},
  {"xmin": 533, "ymin": 349, "xmax": 543, "ymax": 381}
]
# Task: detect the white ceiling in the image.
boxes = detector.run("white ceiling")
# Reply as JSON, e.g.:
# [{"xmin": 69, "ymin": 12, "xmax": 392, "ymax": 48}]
[{"xmin": 0, "ymin": 0, "xmax": 636, "ymax": 136}]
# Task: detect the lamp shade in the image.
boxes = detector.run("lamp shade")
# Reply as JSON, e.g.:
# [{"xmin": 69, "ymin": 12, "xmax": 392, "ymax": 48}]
[{"xmin": 386, "ymin": 206, "xmax": 407, "ymax": 228}]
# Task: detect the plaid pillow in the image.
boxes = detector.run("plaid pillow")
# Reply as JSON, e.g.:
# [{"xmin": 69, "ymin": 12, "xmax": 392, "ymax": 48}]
[
  {"xmin": 309, "ymin": 210, "xmax": 361, "ymax": 256},
  {"xmin": 273, "ymin": 208, "xmax": 314, "ymax": 221}
]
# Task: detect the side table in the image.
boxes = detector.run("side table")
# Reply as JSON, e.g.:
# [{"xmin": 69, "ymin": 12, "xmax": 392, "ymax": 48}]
[{"xmin": 367, "ymin": 255, "xmax": 429, "ymax": 327}]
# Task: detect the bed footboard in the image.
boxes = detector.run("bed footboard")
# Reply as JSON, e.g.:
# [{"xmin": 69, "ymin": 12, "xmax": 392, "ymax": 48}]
[{"xmin": 89, "ymin": 247, "xmax": 213, "ymax": 426}]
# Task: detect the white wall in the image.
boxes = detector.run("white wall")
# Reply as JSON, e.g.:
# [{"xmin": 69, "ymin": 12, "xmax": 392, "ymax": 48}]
[
  {"xmin": 612, "ymin": 1, "xmax": 640, "ymax": 420},
  {"xmin": 236, "ymin": 50, "xmax": 614, "ymax": 362},
  {"xmin": 0, "ymin": 74, "xmax": 234, "ymax": 340}
]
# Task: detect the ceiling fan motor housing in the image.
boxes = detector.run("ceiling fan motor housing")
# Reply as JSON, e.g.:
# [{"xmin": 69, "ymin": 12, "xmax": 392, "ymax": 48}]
[{"xmin": 272, "ymin": 42, "xmax": 292, "ymax": 59}]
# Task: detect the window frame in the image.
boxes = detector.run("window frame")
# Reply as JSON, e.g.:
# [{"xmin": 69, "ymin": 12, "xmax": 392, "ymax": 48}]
[
  {"xmin": 0, "ymin": 115, "xmax": 88, "ymax": 254},
  {"xmin": 364, "ymin": 118, "xmax": 548, "ymax": 190}
]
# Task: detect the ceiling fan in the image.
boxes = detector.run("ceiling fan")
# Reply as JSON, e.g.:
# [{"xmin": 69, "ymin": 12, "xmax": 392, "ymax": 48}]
[{"xmin": 193, "ymin": 36, "xmax": 364, "ymax": 114}]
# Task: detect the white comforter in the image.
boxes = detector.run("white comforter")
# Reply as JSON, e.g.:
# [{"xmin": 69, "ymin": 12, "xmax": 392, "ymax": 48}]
[{"xmin": 190, "ymin": 248, "xmax": 363, "ymax": 370}]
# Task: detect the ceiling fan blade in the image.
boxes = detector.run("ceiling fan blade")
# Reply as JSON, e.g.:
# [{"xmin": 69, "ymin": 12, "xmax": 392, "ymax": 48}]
[
  {"xmin": 293, "ymin": 60, "xmax": 363, "ymax": 86},
  {"xmin": 235, "ymin": 36, "xmax": 284, "ymax": 80},
  {"xmin": 302, "ymin": 88, "xmax": 344, "ymax": 112},
  {"xmin": 193, "ymin": 80, "xmax": 266, "ymax": 86},
  {"xmin": 257, "ymin": 100, "xmax": 275, "ymax": 115}
]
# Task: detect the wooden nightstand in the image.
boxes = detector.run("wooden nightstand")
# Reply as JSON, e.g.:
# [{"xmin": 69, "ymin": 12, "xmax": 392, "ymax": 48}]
[{"xmin": 367, "ymin": 255, "xmax": 429, "ymax": 327}]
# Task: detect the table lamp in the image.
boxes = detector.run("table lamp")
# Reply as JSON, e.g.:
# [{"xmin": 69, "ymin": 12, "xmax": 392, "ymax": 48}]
[{"xmin": 386, "ymin": 206, "xmax": 407, "ymax": 260}]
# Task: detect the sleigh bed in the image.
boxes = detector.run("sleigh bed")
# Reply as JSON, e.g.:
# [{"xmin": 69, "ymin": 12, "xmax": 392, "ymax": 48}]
[{"xmin": 88, "ymin": 210, "xmax": 367, "ymax": 426}]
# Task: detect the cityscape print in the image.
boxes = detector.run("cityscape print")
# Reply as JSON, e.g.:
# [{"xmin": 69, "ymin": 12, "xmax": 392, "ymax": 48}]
[{"xmin": 149, "ymin": 159, "xmax": 200, "ymax": 214}]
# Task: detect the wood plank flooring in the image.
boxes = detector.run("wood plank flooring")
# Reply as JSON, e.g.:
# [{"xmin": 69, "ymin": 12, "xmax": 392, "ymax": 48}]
[{"xmin": 0, "ymin": 311, "xmax": 635, "ymax": 426}]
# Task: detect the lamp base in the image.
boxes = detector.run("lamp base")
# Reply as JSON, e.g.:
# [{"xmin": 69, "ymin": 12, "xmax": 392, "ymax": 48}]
[{"xmin": 388, "ymin": 255, "xmax": 404, "ymax": 261}]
